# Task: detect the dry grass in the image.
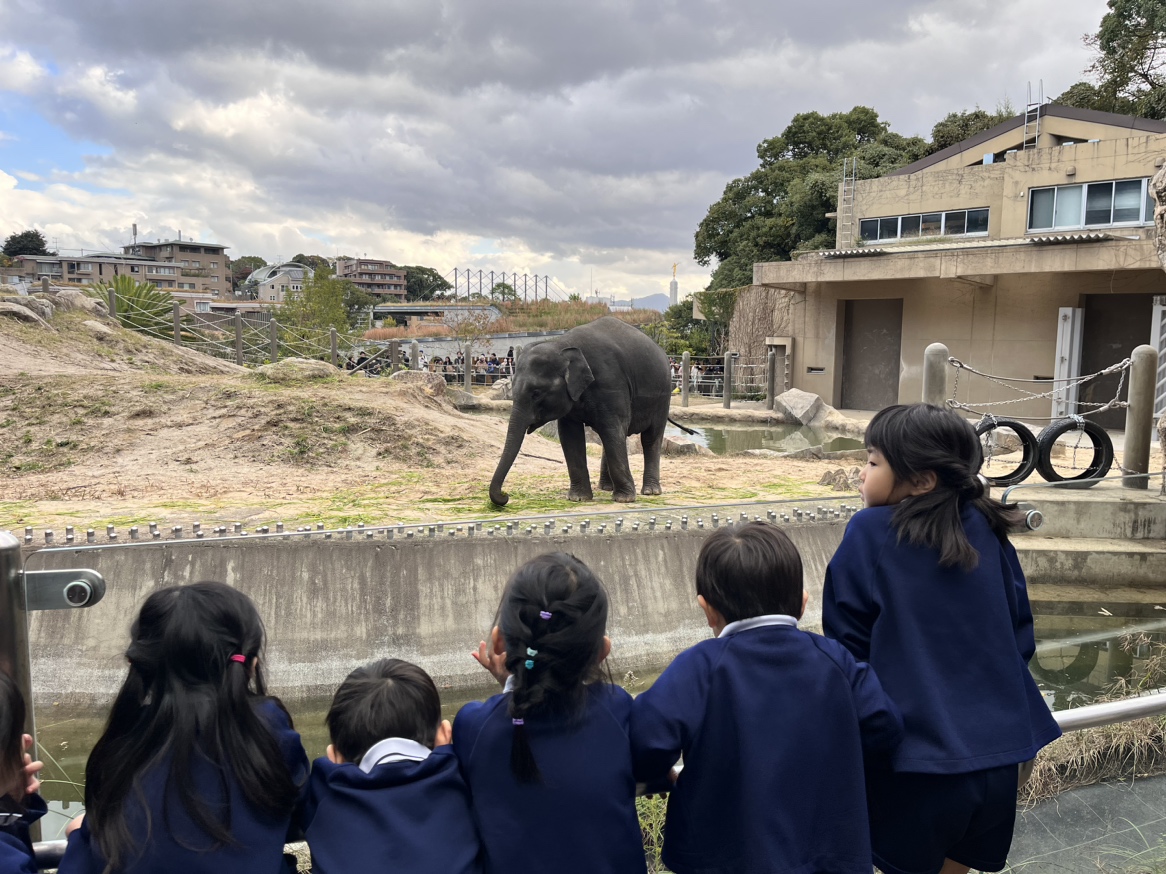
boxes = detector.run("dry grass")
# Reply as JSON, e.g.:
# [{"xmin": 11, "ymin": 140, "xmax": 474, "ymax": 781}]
[{"xmin": 1022, "ymin": 633, "xmax": 1166, "ymax": 806}]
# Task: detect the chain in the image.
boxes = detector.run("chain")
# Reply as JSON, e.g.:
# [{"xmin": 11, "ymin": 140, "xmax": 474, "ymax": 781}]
[{"xmin": 946, "ymin": 356, "xmax": 1131, "ymax": 422}]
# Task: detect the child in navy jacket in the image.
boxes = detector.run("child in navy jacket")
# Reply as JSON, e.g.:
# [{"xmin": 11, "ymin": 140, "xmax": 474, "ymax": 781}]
[
  {"xmin": 0, "ymin": 672, "xmax": 45, "ymax": 874},
  {"xmin": 454, "ymin": 552, "xmax": 646, "ymax": 874},
  {"xmin": 301, "ymin": 658, "xmax": 481, "ymax": 874},
  {"xmin": 823, "ymin": 404, "xmax": 1062, "ymax": 874},
  {"xmin": 631, "ymin": 521, "xmax": 903, "ymax": 874},
  {"xmin": 58, "ymin": 582, "xmax": 308, "ymax": 874}
]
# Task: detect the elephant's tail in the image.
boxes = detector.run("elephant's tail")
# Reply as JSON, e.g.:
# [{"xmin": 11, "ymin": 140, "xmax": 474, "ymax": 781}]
[{"xmin": 667, "ymin": 417, "xmax": 698, "ymax": 436}]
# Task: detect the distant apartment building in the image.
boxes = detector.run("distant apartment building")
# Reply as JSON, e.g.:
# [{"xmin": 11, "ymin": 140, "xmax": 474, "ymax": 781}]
[
  {"xmin": 335, "ymin": 257, "xmax": 407, "ymax": 301},
  {"xmin": 122, "ymin": 238, "xmax": 230, "ymax": 298},
  {"xmin": 242, "ymin": 262, "xmax": 313, "ymax": 304}
]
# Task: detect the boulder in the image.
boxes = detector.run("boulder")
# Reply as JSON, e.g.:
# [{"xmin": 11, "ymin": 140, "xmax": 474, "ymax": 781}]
[
  {"xmin": 819, "ymin": 468, "xmax": 862, "ymax": 491},
  {"xmin": 1, "ymin": 295, "xmax": 53, "ymax": 321},
  {"xmin": 389, "ymin": 370, "xmax": 447, "ymax": 397},
  {"xmin": 775, "ymin": 388, "xmax": 824, "ymax": 427},
  {"xmin": 0, "ymin": 301, "xmax": 52, "ymax": 329},
  {"xmin": 662, "ymin": 436, "xmax": 713, "ymax": 456},
  {"xmin": 52, "ymin": 289, "xmax": 109, "ymax": 317},
  {"xmin": 446, "ymin": 388, "xmax": 479, "ymax": 409},
  {"xmin": 489, "ymin": 377, "xmax": 513, "ymax": 401},
  {"xmin": 255, "ymin": 358, "xmax": 342, "ymax": 382},
  {"xmin": 81, "ymin": 319, "xmax": 116, "ymax": 341}
]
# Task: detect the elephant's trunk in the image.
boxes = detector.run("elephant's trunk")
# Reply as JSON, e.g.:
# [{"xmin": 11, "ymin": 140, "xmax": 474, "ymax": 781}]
[{"xmin": 490, "ymin": 408, "xmax": 531, "ymax": 506}]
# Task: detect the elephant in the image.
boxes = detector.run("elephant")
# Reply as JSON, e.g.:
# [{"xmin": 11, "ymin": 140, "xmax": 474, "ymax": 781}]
[{"xmin": 489, "ymin": 316, "xmax": 673, "ymax": 506}]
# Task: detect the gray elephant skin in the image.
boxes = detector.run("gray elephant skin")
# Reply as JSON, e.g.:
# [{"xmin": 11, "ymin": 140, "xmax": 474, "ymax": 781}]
[{"xmin": 489, "ymin": 317, "xmax": 673, "ymax": 506}]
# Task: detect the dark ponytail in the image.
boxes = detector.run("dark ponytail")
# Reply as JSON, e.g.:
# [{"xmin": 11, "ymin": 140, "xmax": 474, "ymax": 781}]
[
  {"xmin": 496, "ymin": 553, "xmax": 610, "ymax": 783},
  {"xmin": 0, "ymin": 671, "xmax": 26, "ymax": 817},
  {"xmin": 865, "ymin": 404, "xmax": 1024, "ymax": 571},
  {"xmin": 84, "ymin": 582, "xmax": 299, "ymax": 869}
]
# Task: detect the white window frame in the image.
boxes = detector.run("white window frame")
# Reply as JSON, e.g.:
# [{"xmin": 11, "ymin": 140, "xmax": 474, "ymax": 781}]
[
  {"xmin": 1028, "ymin": 177, "xmax": 1153, "ymax": 233},
  {"xmin": 859, "ymin": 208, "xmax": 990, "ymax": 243}
]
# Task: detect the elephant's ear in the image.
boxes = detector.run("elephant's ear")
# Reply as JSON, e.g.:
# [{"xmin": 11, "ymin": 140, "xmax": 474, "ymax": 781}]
[{"xmin": 562, "ymin": 347, "xmax": 595, "ymax": 401}]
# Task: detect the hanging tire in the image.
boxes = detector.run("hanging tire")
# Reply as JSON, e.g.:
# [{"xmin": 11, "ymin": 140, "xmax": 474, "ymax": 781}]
[
  {"xmin": 1034, "ymin": 418, "xmax": 1114, "ymax": 488},
  {"xmin": 974, "ymin": 418, "xmax": 1039, "ymax": 486}
]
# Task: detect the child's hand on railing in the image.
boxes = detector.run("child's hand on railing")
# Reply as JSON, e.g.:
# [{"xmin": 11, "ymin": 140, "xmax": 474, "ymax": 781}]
[{"xmin": 20, "ymin": 735, "xmax": 41, "ymax": 798}]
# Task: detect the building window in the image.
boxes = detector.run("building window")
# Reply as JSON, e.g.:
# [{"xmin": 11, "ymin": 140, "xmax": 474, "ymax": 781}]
[
  {"xmin": 149, "ymin": 266, "xmax": 177, "ymax": 275},
  {"xmin": 1028, "ymin": 177, "xmax": 1153, "ymax": 231},
  {"xmin": 69, "ymin": 262, "xmax": 93, "ymax": 272},
  {"xmin": 129, "ymin": 265, "xmax": 140, "ymax": 273},
  {"xmin": 195, "ymin": 301, "xmax": 210, "ymax": 313},
  {"xmin": 859, "ymin": 208, "xmax": 990, "ymax": 243}
]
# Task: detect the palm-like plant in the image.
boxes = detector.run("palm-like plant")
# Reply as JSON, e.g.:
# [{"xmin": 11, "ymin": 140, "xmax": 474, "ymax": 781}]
[{"xmin": 90, "ymin": 275, "xmax": 174, "ymax": 338}]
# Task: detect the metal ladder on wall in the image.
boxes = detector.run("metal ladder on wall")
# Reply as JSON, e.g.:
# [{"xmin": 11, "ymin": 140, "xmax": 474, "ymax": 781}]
[
  {"xmin": 838, "ymin": 156, "xmax": 858, "ymax": 248},
  {"xmin": 1023, "ymin": 80, "xmax": 1044, "ymax": 150}
]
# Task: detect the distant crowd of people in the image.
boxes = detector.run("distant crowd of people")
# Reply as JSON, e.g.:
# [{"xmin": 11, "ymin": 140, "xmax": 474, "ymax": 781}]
[{"xmin": 342, "ymin": 346, "xmax": 516, "ymax": 384}]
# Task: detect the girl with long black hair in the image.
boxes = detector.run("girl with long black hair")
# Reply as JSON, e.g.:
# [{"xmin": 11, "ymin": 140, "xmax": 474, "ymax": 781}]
[
  {"xmin": 0, "ymin": 671, "xmax": 44, "ymax": 874},
  {"xmin": 59, "ymin": 582, "xmax": 307, "ymax": 874},
  {"xmin": 822, "ymin": 404, "xmax": 1061, "ymax": 874},
  {"xmin": 453, "ymin": 553, "xmax": 645, "ymax": 874}
]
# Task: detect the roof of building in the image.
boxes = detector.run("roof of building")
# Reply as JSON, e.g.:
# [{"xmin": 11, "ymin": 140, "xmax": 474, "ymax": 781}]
[
  {"xmin": 808, "ymin": 231, "xmax": 1126, "ymax": 260},
  {"xmin": 245, "ymin": 262, "xmax": 314, "ymax": 284},
  {"xmin": 135, "ymin": 239, "xmax": 228, "ymax": 249},
  {"xmin": 888, "ymin": 104, "xmax": 1166, "ymax": 178}
]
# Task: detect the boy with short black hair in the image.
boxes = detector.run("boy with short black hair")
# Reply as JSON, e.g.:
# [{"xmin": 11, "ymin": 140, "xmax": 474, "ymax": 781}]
[
  {"xmin": 630, "ymin": 521, "xmax": 903, "ymax": 874},
  {"xmin": 302, "ymin": 658, "xmax": 481, "ymax": 874}
]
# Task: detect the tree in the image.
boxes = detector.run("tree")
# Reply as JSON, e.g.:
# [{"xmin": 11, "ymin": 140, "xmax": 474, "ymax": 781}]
[
  {"xmin": 275, "ymin": 264, "xmax": 349, "ymax": 332},
  {"xmin": 693, "ymin": 107, "xmax": 928, "ymax": 291},
  {"xmin": 928, "ymin": 104, "xmax": 1015, "ymax": 153},
  {"xmin": 291, "ymin": 253, "xmax": 333, "ymax": 272},
  {"xmin": 229, "ymin": 255, "xmax": 267, "ymax": 289},
  {"xmin": 401, "ymin": 265, "xmax": 452, "ymax": 301},
  {"xmin": 490, "ymin": 281, "xmax": 518, "ymax": 302},
  {"xmin": 91, "ymin": 275, "xmax": 173, "ymax": 337},
  {"xmin": 342, "ymin": 284, "xmax": 377, "ymax": 330},
  {"xmin": 443, "ymin": 307, "xmax": 497, "ymax": 385},
  {"xmin": 1055, "ymin": 0, "xmax": 1166, "ymax": 118},
  {"xmin": 3, "ymin": 229, "xmax": 53, "ymax": 257}
]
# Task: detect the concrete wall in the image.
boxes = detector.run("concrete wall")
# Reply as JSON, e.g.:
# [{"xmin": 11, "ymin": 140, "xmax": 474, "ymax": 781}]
[
  {"xmin": 24, "ymin": 523, "xmax": 847, "ymax": 707},
  {"xmin": 785, "ymin": 269, "xmax": 1165, "ymax": 417}
]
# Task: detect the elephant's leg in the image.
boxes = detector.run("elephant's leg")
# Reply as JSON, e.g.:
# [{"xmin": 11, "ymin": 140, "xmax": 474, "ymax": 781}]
[
  {"xmin": 558, "ymin": 419, "xmax": 593, "ymax": 502},
  {"xmin": 596, "ymin": 425, "xmax": 636, "ymax": 502},
  {"xmin": 598, "ymin": 452, "xmax": 614, "ymax": 491},
  {"xmin": 640, "ymin": 422, "xmax": 665, "ymax": 496}
]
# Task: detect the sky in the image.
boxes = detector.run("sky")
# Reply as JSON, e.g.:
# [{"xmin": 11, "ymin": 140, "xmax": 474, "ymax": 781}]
[{"xmin": 0, "ymin": 0, "xmax": 1106, "ymax": 303}]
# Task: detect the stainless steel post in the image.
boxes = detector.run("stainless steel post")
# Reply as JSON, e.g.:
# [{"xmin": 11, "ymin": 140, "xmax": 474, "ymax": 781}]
[
  {"xmin": 681, "ymin": 352, "xmax": 690, "ymax": 408},
  {"xmin": 1124, "ymin": 344, "xmax": 1158, "ymax": 489},
  {"xmin": 923, "ymin": 342, "xmax": 950, "ymax": 406},
  {"xmin": 722, "ymin": 352, "xmax": 733, "ymax": 410}
]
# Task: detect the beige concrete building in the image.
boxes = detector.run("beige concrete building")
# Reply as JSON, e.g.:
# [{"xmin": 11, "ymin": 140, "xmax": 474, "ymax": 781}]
[
  {"xmin": 335, "ymin": 257, "xmax": 407, "ymax": 300},
  {"xmin": 752, "ymin": 105, "xmax": 1166, "ymax": 423},
  {"xmin": 123, "ymin": 238, "xmax": 230, "ymax": 298}
]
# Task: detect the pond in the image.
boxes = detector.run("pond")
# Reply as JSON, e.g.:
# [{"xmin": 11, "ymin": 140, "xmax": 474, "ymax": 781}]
[{"xmin": 664, "ymin": 423, "xmax": 864, "ymax": 456}]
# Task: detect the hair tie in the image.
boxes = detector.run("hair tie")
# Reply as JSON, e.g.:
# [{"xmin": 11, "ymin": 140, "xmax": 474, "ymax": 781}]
[
  {"xmin": 524, "ymin": 659, "xmax": 535, "ymax": 669},
  {"xmin": 526, "ymin": 647, "xmax": 538, "ymax": 656},
  {"xmin": 512, "ymin": 718, "xmax": 524, "ymax": 726},
  {"xmin": 539, "ymin": 611, "xmax": 552, "ymax": 620},
  {"xmin": 229, "ymin": 654, "xmax": 247, "ymax": 664}
]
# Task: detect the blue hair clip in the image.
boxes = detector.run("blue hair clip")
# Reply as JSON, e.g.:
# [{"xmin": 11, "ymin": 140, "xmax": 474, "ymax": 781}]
[
  {"xmin": 524, "ymin": 659, "xmax": 535, "ymax": 669},
  {"xmin": 526, "ymin": 647, "xmax": 538, "ymax": 656}
]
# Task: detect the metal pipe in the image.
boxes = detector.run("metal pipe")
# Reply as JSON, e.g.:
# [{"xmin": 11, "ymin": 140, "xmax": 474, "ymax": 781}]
[
  {"xmin": 1123, "ymin": 344, "xmax": 1158, "ymax": 489},
  {"xmin": 1054, "ymin": 692, "xmax": 1166, "ymax": 733},
  {"xmin": 0, "ymin": 533, "xmax": 33, "ymax": 740},
  {"xmin": 722, "ymin": 352, "xmax": 732, "ymax": 410},
  {"xmin": 1000, "ymin": 469, "xmax": 1161, "ymax": 503},
  {"xmin": 923, "ymin": 342, "xmax": 949, "ymax": 406}
]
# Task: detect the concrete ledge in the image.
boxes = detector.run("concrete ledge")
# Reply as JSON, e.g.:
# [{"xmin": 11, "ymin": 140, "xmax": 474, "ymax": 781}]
[{"xmin": 1015, "ymin": 537, "xmax": 1166, "ymax": 587}]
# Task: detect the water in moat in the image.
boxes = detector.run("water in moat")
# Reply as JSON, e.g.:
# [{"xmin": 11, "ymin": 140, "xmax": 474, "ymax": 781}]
[{"xmin": 663, "ymin": 423, "xmax": 864, "ymax": 455}]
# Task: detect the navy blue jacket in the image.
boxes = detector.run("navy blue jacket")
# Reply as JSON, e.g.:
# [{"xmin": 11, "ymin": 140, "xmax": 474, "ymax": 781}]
[
  {"xmin": 301, "ymin": 746, "xmax": 481, "ymax": 874},
  {"xmin": 453, "ymin": 683, "xmax": 646, "ymax": 874},
  {"xmin": 631, "ymin": 620, "xmax": 903, "ymax": 874},
  {"xmin": 0, "ymin": 795, "xmax": 45, "ymax": 874},
  {"xmin": 822, "ymin": 505, "xmax": 1062, "ymax": 774},
  {"xmin": 59, "ymin": 698, "xmax": 308, "ymax": 874}
]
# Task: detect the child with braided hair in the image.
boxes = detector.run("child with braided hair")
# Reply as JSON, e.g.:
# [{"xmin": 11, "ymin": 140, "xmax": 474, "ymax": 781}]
[{"xmin": 454, "ymin": 552, "xmax": 646, "ymax": 874}]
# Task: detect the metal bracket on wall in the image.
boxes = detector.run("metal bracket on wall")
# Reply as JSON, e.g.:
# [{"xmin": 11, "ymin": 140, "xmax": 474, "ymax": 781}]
[{"xmin": 23, "ymin": 568, "xmax": 106, "ymax": 611}]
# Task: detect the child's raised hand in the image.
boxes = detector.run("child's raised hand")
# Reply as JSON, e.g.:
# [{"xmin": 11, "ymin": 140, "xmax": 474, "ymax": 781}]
[
  {"xmin": 435, "ymin": 719, "xmax": 453, "ymax": 747},
  {"xmin": 65, "ymin": 813, "xmax": 84, "ymax": 836},
  {"xmin": 20, "ymin": 735, "xmax": 42, "ymax": 797},
  {"xmin": 472, "ymin": 633, "xmax": 510, "ymax": 686}
]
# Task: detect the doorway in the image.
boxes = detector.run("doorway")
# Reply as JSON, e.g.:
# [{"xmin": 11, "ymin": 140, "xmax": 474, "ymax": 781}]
[
  {"xmin": 839, "ymin": 298, "xmax": 904, "ymax": 411},
  {"xmin": 1079, "ymin": 293, "xmax": 1153, "ymax": 431}
]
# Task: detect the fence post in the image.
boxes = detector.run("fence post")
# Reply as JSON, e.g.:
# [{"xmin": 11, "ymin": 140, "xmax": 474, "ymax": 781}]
[
  {"xmin": 410, "ymin": 340, "xmax": 419, "ymax": 371},
  {"xmin": 172, "ymin": 301, "xmax": 182, "ymax": 345},
  {"xmin": 389, "ymin": 340, "xmax": 400, "ymax": 374},
  {"xmin": 923, "ymin": 342, "xmax": 950, "ymax": 406},
  {"xmin": 681, "ymin": 352, "xmax": 690, "ymax": 408},
  {"xmin": 766, "ymin": 350, "xmax": 777, "ymax": 410},
  {"xmin": 41, "ymin": 276, "xmax": 49, "ymax": 295},
  {"xmin": 0, "ymin": 533, "xmax": 33, "ymax": 744},
  {"xmin": 722, "ymin": 352, "xmax": 733, "ymax": 410},
  {"xmin": 330, "ymin": 328, "xmax": 338, "ymax": 368},
  {"xmin": 233, "ymin": 312, "xmax": 244, "ymax": 366},
  {"xmin": 107, "ymin": 286, "xmax": 118, "ymax": 321},
  {"xmin": 464, "ymin": 346, "xmax": 472, "ymax": 390},
  {"xmin": 269, "ymin": 318, "xmax": 279, "ymax": 363},
  {"xmin": 1124, "ymin": 344, "xmax": 1159, "ymax": 489}
]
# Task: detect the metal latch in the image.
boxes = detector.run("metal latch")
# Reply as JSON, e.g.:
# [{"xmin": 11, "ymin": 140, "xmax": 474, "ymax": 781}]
[{"xmin": 23, "ymin": 569, "xmax": 106, "ymax": 610}]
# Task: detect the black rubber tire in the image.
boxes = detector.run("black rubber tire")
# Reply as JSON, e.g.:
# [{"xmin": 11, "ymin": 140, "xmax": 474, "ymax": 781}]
[
  {"xmin": 974, "ymin": 418, "xmax": 1039, "ymax": 487},
  {"xmin": 1030, "ymin": 642, "xmax": 1102, "ymax": 686},
  {"xmin": 1034, "ymin": 418, "xmax": 1114, "ymax": 488}
]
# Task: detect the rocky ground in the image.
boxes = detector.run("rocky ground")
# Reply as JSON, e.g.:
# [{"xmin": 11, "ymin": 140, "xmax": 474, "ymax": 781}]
[{"xmin": 0, "ymin": 301, "xmax": 856, "ymax": 534}]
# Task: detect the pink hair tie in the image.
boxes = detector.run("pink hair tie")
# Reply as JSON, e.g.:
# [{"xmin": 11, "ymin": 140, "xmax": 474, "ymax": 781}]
[{"xmin": 229, "ymin": 654, "xmax": 247, "ymax": 664}]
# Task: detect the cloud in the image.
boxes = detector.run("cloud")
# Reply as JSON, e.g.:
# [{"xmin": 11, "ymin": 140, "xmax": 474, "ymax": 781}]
[{"xmin": 0, "ymin": 0, "xmax": 1103, "ymax": 299}]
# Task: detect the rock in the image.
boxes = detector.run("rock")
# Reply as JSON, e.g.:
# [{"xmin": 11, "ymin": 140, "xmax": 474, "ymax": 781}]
[
  {"xmin": 446, "ymin": 388, "xmax": 479, "ymax": 408},
  {"xmin": 662, "ymin": 436, "xmax": 713, "ymax": 455},
  {"xmin": 818, "ymin": 468, "xmax": 862, "ymax": 491},
  {"xmin": 537, "ymin": 421, "xmax": 558, "ymax": 440},
  {"xmin": 1159, "ymin": 412, "xmax": 1166, "ymax": 472},
  {"xmin": 1153, "ymin": 164, "xmax": 1166, "ymax": 272},
  {"xmin": 255, "ymin": 358, "xmax": 342, "ymax": 382},
  {"xmin": 1, "ymin": 295, "xmax": 53, "ymax": 321},
  {"xmin": 777, "ymin": 430, "xmax": 814, "ymax": 453},
  {"xmin": 776, "ymin": 388, "xmax": 824, "ymax": 426},
  {"xmin": 52, "ymin": 289, "xmax": 109, "ymax": 317},
  {"xmin": 80, "ymin": 319, "xmax": 116, "ymax": 340},
  {"xmin": 489, "ymin": 377, "xmax": 513, "ymax": 401},
  {"xmin": 389, "ymin": 370, "xmax": 447, "ymax": 397},
  {"xmin": 0, "ymin": 301, "xmax": 52, "ymax": 329}
]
